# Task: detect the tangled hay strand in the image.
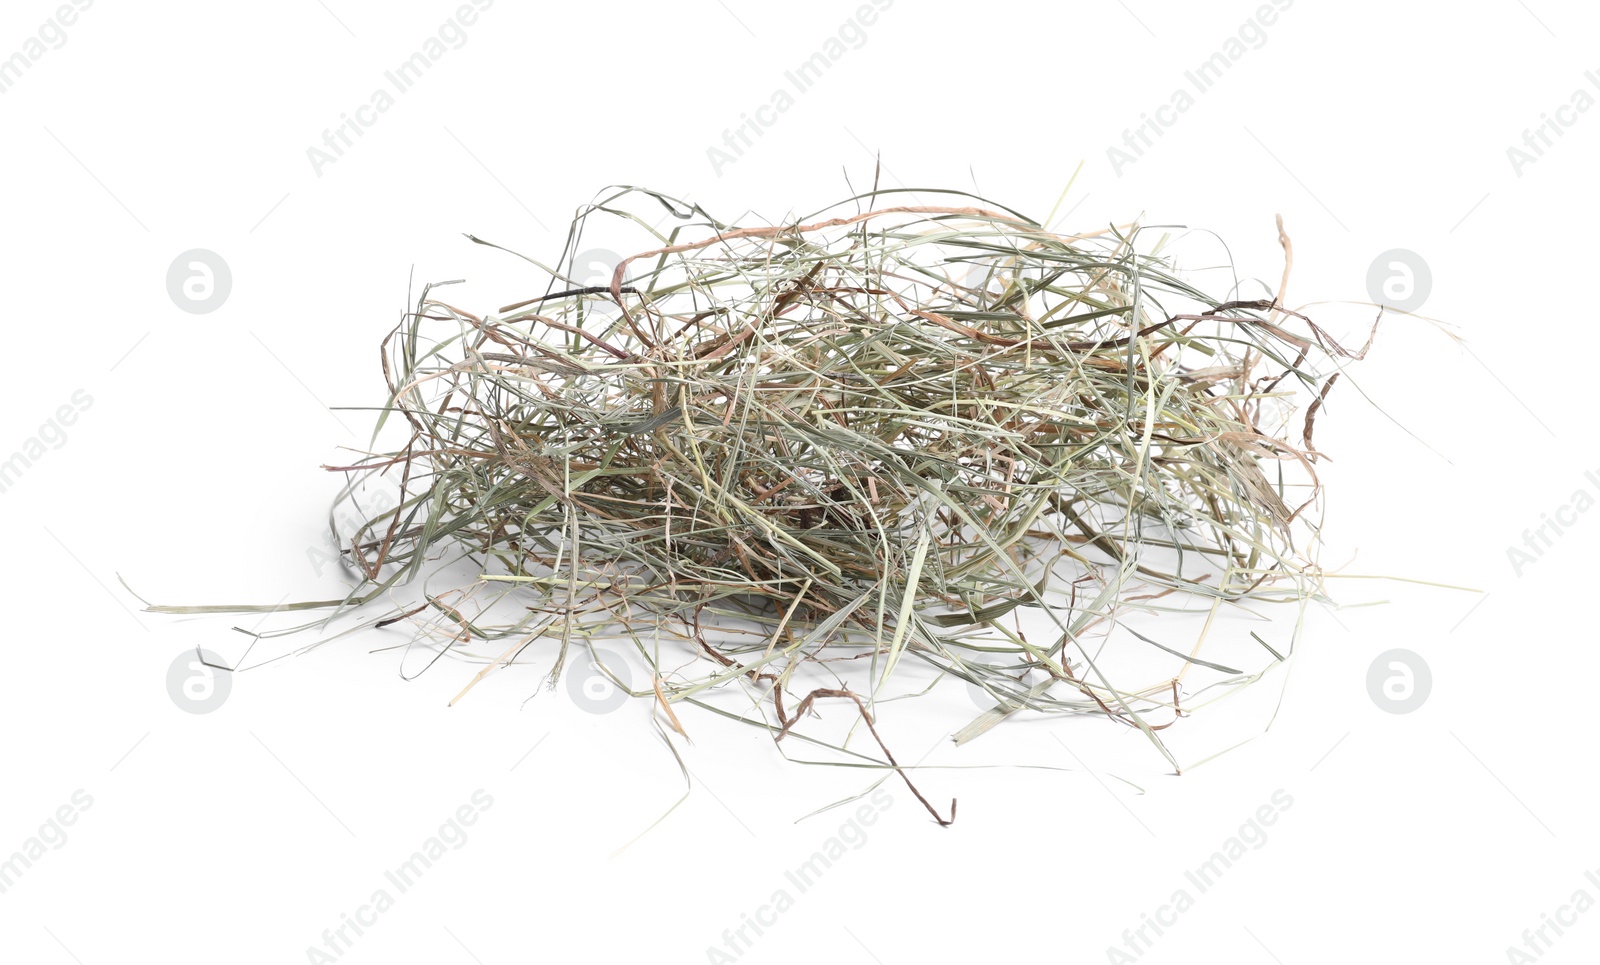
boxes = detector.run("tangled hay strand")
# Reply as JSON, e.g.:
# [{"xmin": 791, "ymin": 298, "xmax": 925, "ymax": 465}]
[{"xmin": 151, "ymin": 187, "xmax": 1376, "ymax": 824}]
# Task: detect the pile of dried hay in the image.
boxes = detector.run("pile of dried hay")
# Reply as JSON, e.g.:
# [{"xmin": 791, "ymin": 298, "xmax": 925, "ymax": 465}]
[{"xmin": 151, "ymin": 187, "xmax": 1376, "ymax": 823}]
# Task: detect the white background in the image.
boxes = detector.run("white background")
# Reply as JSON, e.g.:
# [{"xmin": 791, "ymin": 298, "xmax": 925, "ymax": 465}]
[{"xmin": 1, "ymin": 1, "xmax": 1594, "ymax": 962}]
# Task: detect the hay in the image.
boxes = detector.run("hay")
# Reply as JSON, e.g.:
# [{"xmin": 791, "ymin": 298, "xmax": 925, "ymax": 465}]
[{"xmin": 148, "ymin": 186, "xmax": 1376, "ymax": 824}]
